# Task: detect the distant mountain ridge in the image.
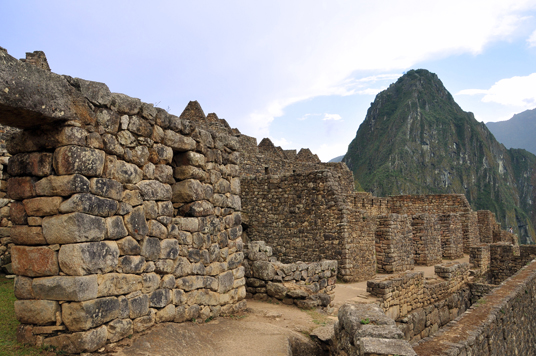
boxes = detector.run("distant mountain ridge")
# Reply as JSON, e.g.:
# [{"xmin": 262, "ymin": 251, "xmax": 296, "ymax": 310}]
[
  {"xmin": 328, "ymin": 155, "xmax": 344, "ymax": 163},
  {"xmin": 343, "ymin": 69, "xmax": 536, "ymax": 244},
  {"xmin": 486, "ymin": 108, "xmax": 536, "ymax": 155}
]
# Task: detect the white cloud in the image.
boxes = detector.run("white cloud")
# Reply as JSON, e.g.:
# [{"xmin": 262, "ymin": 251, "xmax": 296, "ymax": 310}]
[
  {"xmin": 270, "ymin": 137, "xmax": 292, "ymax": 148},
  {"xmin": 317, "ymin": 142, "xmax": 351, "ymax": 162},
  {"xmin": 528, "ymin": 29, "xmax": 536, "ymax": 47},
  {"xmin": 323, "ymin": 113, "xmax": 342, "ymax": 121},
  {"xmin": 457, "ymin": 73, "xmax": 536, "ymax": 109},
  {"xmin": 358, "ymin": 88, "xmax": 385, "ymax": 95}
]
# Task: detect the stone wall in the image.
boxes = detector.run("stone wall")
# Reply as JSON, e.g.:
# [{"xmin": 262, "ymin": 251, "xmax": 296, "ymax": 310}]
[
  {"xmin": 389, "ymin": 194, "xmax": 472, "ymax": 215},
  {"xmin": 469, "ymin": 244, "xmax": 490, "ymax": 277},
  {"xmin": 243, "ymin": 241, "xmax": 337, "ymax": 309},
  {"xmin": 477, "ymin": 210, "xmax": 497, "ymax": 243},
  {"xmin": 1, "ymin": 50, "xmax": 246, "ymax": 354},
  {"xmin": 411, "ymin": 214, "xmax": 441, "ymax": 266},
  {"xmin": 413, "ymin": 260, "xmax": 536, "ymax": 356},
  {"xmin": 460, "ymin": 211, "xmax": 478, "ymax": 254},
  {"xmin": 367, "ymin": 262, "xmax": 469, "ymax": 320},
  {"xmin": 489, "ymin": 243, "xmax": 536, "ymax": 284},
  {"xmin": 375, "ymin": 214, "xmax": 414, "ymax": 273},
  {"xmin": 438, "ymin": 214, "xmax": 463, "ymax": 259},
  {"xmin": 0, "ymin": 124, "xmax": 17, "ymax": 273}
]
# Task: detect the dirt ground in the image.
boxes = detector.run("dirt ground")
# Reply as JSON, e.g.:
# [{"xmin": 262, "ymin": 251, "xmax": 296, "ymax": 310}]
[{"xmin": 109, "ymin": 256, "xmax": 470, "ymax": 356}]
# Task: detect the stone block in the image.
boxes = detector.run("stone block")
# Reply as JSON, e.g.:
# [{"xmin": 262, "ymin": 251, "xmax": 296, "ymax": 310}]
[
  {"xmin": 228, "ymin": 252, "xmax": 244, "ymax": 270},
  {"xmin": 7, "ymin": 177, "xmax": 36, "ymax": 200},
  {"xmin": 87, "ymin": 132, "xmax": 104, "ymax": 149},
  {"xmin": 44, "ymin": 325, "xmax": 108, "ymax": 354},
  {"xmin": 156, "ymin": 304, "xmax": 175, "ymax": 323},
  {"xmin": 89, "ymin": 177, "xmax": 123, "ymax": 200},
  {"xmin": 117, "ymin": 236, "xmax": 141, "ymax": 255},
  {"xmin": 8, "ymin": 152, "xmax": 53, "ymax": 177},
  {"xmin": 125, "ymin": 146, "xmax": 150, "ymax": 166},
  {"xmin": 123, "ymin": 189, "xmax": 143, "ymax": 206},
  {"xmin": 163, "ymin": 130, "xmax": 196, "ymax": 151},
  {"xmin": 11, "ymin": 225, "xmax": 46, "ymax": 245},
  {"xmin": 53, "ymin": 145, "xmax": 105, "ymax": 176},
  {"xmin": 58, "ymin": 241, "xmax": 119, "ymax": 276},
  {"xmin": 158, "ymin": 201, "xmax": 174, "ymax": 216},
  {"xmin": 174, "ymin": 151, "xmax": 206, "ymax": 168},
  {"xmin": 174, "ymin": 256, "xmax": 193, "ymax": 277},
  {"xmin": 59, "ymin": 193, "xmax": 118, "ymax": 217},
  {"xmin": 107, "ymin": 318, "xmax": 132, "ymax": 343},
  {"xmin": 143, "ymin": 201, "xmax": 158, "ymax": 219},
  {"xmin": 174, "ymin": 165, "xmax": 207, "ymax": 181},
  {"xmin": 185, "ymin": 289, "xmax": 220, "ymax": 306},
  {"xmin": 111, "ymin": 159, "xmax": 143, "ymax": 184},
  {"xmin": 218, "ymin": 271, "xmax": 234, "ymax": 294},
  {"xmin": 111, "ymin": 93, "xmax": 141, "ymax": 114},
  {"xmin": 179, "ymin": 201, "xmax": 215, "ymax": 217},
  {"xmin": 137, "ymin": 180, "xmax": 172, "ymax": 201},
  {"xmin": 142, "ymin": 272, "xmax": 161, "ymax": 293},
  {"xmin": 252, "ymin": 260, "xmax": 275, "ymax": 280},
  {"xmin": 118, "ymin": 256, "xmax": 146, "ymax": 274},
  {"xmin": 42, "ymin": 212, "xmax": 106, "ymax": 244},
  {"xmin": 32, "ymin": 275, "xmax": 98, "ymax": 301},
  {"xmin": 154, "ymin": 164, "xmax": 174, "ymax": 184},
  {"xmin": 14, "ymin": 276, "xmax": 35, "ymax": 299},
  {"xmin": 62, "ymin": 297, "xmax": 120, "ymax": 331},
  {"xmin": 171, "ymin": 179, "xmax": 205, "ymax": 203},
  {"xmin": 96, "ymin": 108, "xmax": 120, "ymax": 133},
  {"xmin": 124, "ymin": 206, "xmax": 149, "ymax": 239},
  {"xmin": 150, "ymin": 288, "xmax": 173, "ymax": 308},
  {"xmin": 106, "ymin": 216, "xmax": 129, "ymax": 239},
  {"xmin": 23, "ymin": 196, "xmax": 63, "ymax": 216},
  {"xmin": 35, "ymin": 174, "xmax": 90, "ymax": 196},
  {"xmin": 141, "ymin": 237, "xmax": 161, "ymax": 261},
  {"xmin": 129, "ymin": 294, "xmax": 150, "ymax": 319},
  {"xmin": 15, "ymin": 300, "xmax": 59, "ymax": 325},
  {"xmin": 160, "ymin": 239, "xmax": 179, "ymax": 259},
  {"xmin": 97, "ymin": 273, "xmax": 142, "ymax": 297},
  {"xmin": 161, "ymin": 274, "xmax": 176, "ymax": 289},
  {"xmin": 10, "ymin": 201, "xmax": 28, "ymax": 225},
  {"xmin": 11, "ymin": 245, "xmax": 58, "ymax": 277},
  {"xmin": 133, "ymin": 309, "xmax": 156, "ymax": 333},
  {"xmin": 128, "ymin": 115, "xmax": 152, "ymax": 136}
]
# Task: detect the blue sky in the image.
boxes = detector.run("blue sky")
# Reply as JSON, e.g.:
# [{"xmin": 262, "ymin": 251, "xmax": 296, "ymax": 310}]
[{"xmin": 2, "ymin": 0, "xmax": 536, "ymax": 161}]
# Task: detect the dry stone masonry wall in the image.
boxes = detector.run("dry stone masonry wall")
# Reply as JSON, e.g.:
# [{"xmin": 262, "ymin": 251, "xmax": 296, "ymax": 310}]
[{"xmin": 1, "ymin": 50, "xmax": 246, "ymax": 354}]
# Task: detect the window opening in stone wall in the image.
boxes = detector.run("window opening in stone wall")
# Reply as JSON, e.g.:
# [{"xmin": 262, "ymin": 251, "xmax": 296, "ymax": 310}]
[{"xmin": 265, "ymin": 167, "xmax": 269, "ymax": 175}]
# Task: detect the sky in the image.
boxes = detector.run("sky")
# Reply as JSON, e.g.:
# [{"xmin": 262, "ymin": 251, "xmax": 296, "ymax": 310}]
[{"xmin": 2, "ymin": 0, "xmax": 536, "ymax": 161}]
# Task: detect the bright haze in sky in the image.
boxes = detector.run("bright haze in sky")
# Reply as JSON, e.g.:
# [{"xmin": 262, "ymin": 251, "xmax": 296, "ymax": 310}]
[{"xmin": 3, "ymin": 1, "xmax": 536, "ymax": 161}]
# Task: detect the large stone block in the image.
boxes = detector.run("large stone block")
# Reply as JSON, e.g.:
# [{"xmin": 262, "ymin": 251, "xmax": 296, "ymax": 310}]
[
  {"xmin": 53, "ymin": 145, "xmax": 105, "ymax": 176},
  {"xmin": 7, "ymin": 177, "xmax": 36, "ymax": 200},
  {"xmin": 44, "ymin": 325, "xmax": 108, "ymax": 354},
  {"xmin": 96, "ymin": 108, "xmax": 120, "ymax": 133},
  {"xmin": 174, "ymin": 151, "xmax": 206, "ymax": 168},
  {"xmin": 107, "ymin": 319, "xmax": 132, "ymax": 343},
  {"xmin": 35, "ymin": 174, "xmax": 90, "ymax": 196},
  {"xmin": 111, "ymin": 93, "xmax": 141, "ymax": 114},
  {"xmin": 10, "ymin": 201, "xmax": 28, "ymax": 225},
  {"xmin": 125, "ymin": 146, "xmax": 150, "ymax": 166},
  {"xmin": 149, "ymin": 144, "xmax": 173, "ymax": 165},
  {"xmin": 137, "ymin": 180, "xmax": 172, "ymax": 201},
  {"xmin": 8, "ymin": 152, "xmax": 53, "ymax": 177},
  {"xmin": 128, "ymin": 115, "xmax": 152, "ymax": 137},
  {"xmin": 184, "ymin": 289, "xmax": 220, "ymax": 306},
  {"xmin": 90, "ymin": 177, "xmax": 123, "ymax": 200},
  {"xmin": 11, "ymin": 245, "xmax": 58, "ymax": 277},
  {"xmin": 156, "ymin": 304, "xmax": 175, "ymax": 323},
  {"xmin": 179, "ymin": 201, "xmax": 215, "ymax": 217},
  {"xmin": 106, "ymin": 216, "xmax": 129, "ymax": 239},
  {"xmin": 129, "ymin": 294, "xmax": 149, "ymax": 319},
  {"xmin": 171, "ymin": 179, "xmax": 205, "ymax": 203},
  {"xmin": 14, "ymin": 276, "xmax": 35, "ymax": 299},
  {"xmin": 42, "ymin": 212, "xmax": 106, "ymax": 244},
  {"xmin": 218, "ymin": 271, "xmax": 234, "ymax": 294},
  {"xmin": 251, "ymin": 260, "xmax": 274, "ymax": 280},
  {"xmin": 141, "ymin": 237, "xmax": 161, "ymax": 261},
  {"xmin": 32, "ymin": 275, "xmax": 98, "ymax": 301},
  {"xmin": 124, "ymin": 206, "xmax": 149, "ymax": 239},
  {"xmin": 142, "ymin": 272, "xmax": 161, "ymax": 293},
  {"xmin": 150, "ymin": 288, "xmax": 173, "ymax": 308},
  {"xmin": 97, "ymin": 273, "xmax": 142, "ymax": 297},
  {"xmin": 118, "ymin": 256, "xmax": 146, "ymax": 274},
  {"xmin": 59, "ymin": 193, "xmax": 118, "ymax": 217},
  {"xmin": 59, "ymin": 241, "xmax": 119, "ymax": 276},
  {"xmin": 23, "ymin": 196, "xmax": 63, "ymax": 216},
  {"xmin": 163, "ymin": 130, "xmax": 196, "ymax": 151},
  {"xmin": 160, "ymin": 239, "xmax": 179, "ymax": 259},
  {"xmin": 133, "ymin": 309, "xmax": 156, "ymax": 333},
  {"xmin": 62, "ymin": 297, "xmax": 120, "ymax": 331},
  {"xmin": 11, "ymin": 225, "xmax": 46, "ymax": 245},
  {"xmin": 111, "ymin": 159, "xmax": 143, "ymax": 184},
  {"xmin": 117, "ymin": 236, "xmax": 141, "ymax": 255},
  {"xmin": 15, "ymin": 300, "xmax": 59, "ymax": 325}
]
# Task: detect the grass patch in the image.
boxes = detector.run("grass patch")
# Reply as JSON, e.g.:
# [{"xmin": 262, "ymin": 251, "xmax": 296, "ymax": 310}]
[
  {"xmin": 304, "ymin": 309, "xmax": 330, "ymax": 327},
  {"xmin": 0, "ymin": 276, "xmax": 52, "ymax": 356}
]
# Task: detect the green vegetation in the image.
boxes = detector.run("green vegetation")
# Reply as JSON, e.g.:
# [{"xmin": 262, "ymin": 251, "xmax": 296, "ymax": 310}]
[
  {"xmin": 360, "ymin": 318, "xmax": 370, "ymax": 325},
  {"xmin": 0, "ymin": 277, "xmax": 52, "ymax": 356},
  {"xmin": 343, "ymin": 69, "xmax": 536, "ymax": 244}
]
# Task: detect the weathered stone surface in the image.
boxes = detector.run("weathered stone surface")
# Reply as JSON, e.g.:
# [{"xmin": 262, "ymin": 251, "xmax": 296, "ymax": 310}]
[
  {"xmin": 107, "ymin": 319, "xmax": 132, "ymax": 343},
  {"xmin": 124, "ymin": 206, "xmax": 149, "ymax": 239},
  {"xmin": 129, "ymin": 294, "xmax": 149, "ymax": 319},
  {"xmin": 62, "ymin": 297, "xmax": 120, "ymax": 331},
  {"xmin": 251, "ymin": 260, "xmax": 275, "ymax": 280},
  {"xmin": 142, "ymin": 273, "xmax": 161, "ymax": 293},
  {"xmin": 59, "ymin": 241, "xmax": 119, "ymax": 276},
  {"xmin": 129, "ymin": 115, "xmax": 152, "ymax": 136},
  {"xmin": 174, "ymin": 151, "xmax": 206, "ymax": 168},
  {"xmin": 14, "ymin": 276, "xmax": 35, "ymax": 299},
  {"xmin": 8, "ymin": 152, "xmax": 53, "ymax": 177},
  {"xmin": 35, "ymin": 174, "xmax": 90, "ymax": 196},
  {"xmin": 102, "ymin": 133, "xmax": 125, "ymax": 156},
  {"xmin": 118, "ymin": 256, "xmax": 146, "ymax": 274},
  {"xmin": 97, "ymin": 273, "xmax": 141, "ymax": 297},
  {"xmin": 90, "ymin": 177, "xmax": 123, "ymax": 201},
  {"xmin": 123, "ymin": 189, "xmax": 143, "ymax": 206},
  {"xmin": 149, "ymin": 144, "xmax": 173, "ymax": 165},
  {"xmin": 184, "ymin": 289, "xmax": 220, "ymax": 306},
  {"xmin": 154, "ymin": 164, "xmax": 174, "ymax": 184},
  {"xmin": 174, "ymin": 165, "xmax": 206, "ymax": 181},
  {"xmin": 106, "ymin": 216, "xmax": 129, "ymax": 240},
  {"xmin": 140, "ymin": 237, "xmax": 161, "ymax": 261},
  {"xmin": 150, "ymin": 288, "xmax": 173, "ymax": 308},
  {"xmin": 137, "ymin": 180, "xmax": 172, "ymax": 201},
  {"xmin": 125, "ymin": 146, "xmax": 150, "ymax": 166},
  {"xmin": 266, "ymin": 282, "xmax": 288, "ymax": 299},
  {"xmin": 11, "ymin": 245, "xmax": 58, "ymax": 277},
  {"xmin": 156, "ymin": 304, "xmax": 175, "ymax": 323},
  {"xmin": 179, "ymin": 201, "xmax": 215, "ymax": 217},
  {"xmin": 160, "ymin": 239, "xmax": 179, "ymax": 259},
  {"xmin": 96, "ymin": 108, "xmax": 120, "ymax": 133},
  {"xmin": 158, "ymin": 201, "xmax": 174, "ymax": 216},
  {"xmin": 111, "ymin": 93, "xmax": 141, "ymax": 114},
  {"xmin": 7, "ymin": 177, "xmax": 36, "ymax": 200},
  {"xmin": 23, "ymin": 197, "xmax": 62, "ymax": 216},
  {"xmin": 148, "ymin": 219, "xmax": 168, "ymax": 239},
  {"xmin": 143, "ymin": 201, "xmax": 158, "ymax": 219},
  {"xmin": 11, "ymin": 225, "xmax": 46, "ymax": 245},
  {"xmin": 163, "ymin": 130, "xmax": 196, "ymax": 151},
  {"xmin": 87, "ymin": 132, "xmax": 104, "ymax": 149},
  {"xmin": 174, "ymin": 256, "xmax": 193, "ymax": 277},
  {"xmin": 32, "ymin": 275, "xmax": 98, "ymax": 301},
  {"xmin": 109, "ymin": 159, "xmax": 143, "ymax": 184},
  {"xmin": 59, "ymin": 193, "xmax": 118, "ymax": 217},
  {"xmin": 10, "ymin": 201, "xmax": 28, "ymax": 225},
  {"xmin": 161, "ymin": 274, "xmax": 176, "ymax": 289},
  {"xmin": 42, "ymin": 213, "xmax": 106, "ymax": 244},
  {"xmin": 44, "ymin": 324, "xmax": 108, "ymax": 354},
  {"xmin": 15, "ymin": 300, "xmax": 59, "ymax": 325},
  {"xmin": 133, "ymin": 309, "xmax": 156, "ymax": 333},
  {"xmin": 117, "ymin": 236, "xmax": 141, "ymax": 255},
  {"xmin": 53, "ymin": 145, "xmax": 105, "ymax": 176},
  {"xmin": 172, "ymin": 179, "xmax": 205, "ymax": 203},
  {"xmin": 228, "ymin": 252, "xmax": 244, "ymax": 270},
  {"xmin": 218, "ymin": 271, "xmax": 234, "ymax": 294}
]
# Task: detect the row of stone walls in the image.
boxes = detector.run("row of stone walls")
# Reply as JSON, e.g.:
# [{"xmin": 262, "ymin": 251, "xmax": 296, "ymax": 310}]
[
  {"xmin": 2, "ymin": 50, "xmax": 246, "ymax": 353},
  {"xmin": 411, "ymin": 214, "xmax": 442, "ymax": 266},
  {"xmin": 389, "ymin": 194, "xmax": 472, "ymax": 215},
  {"xmin": 413, "ymin": 259, "xmax": 536, "ymax": 356},
  {"xmin": 489, "ymin": 243, "xmax": 536, "ymax": 284},
  {"xmin": 367, "ymin": 262, "xmax": 469, "ymax": 320},
  {"xmin": 375, "ymin": 214, "xmax": 414, "ymax": 273},
  {"xmin": 460, "ymin": 211, "xmax": 478, "ymax": 254},
  {"xmin": 469, "ymin": 244, "xmax": 490, "ymax": 277},
  {"xmin": 342, "ymin": 209, "xmax": 377, "ymax": 282},
  {"xmin": 438, "ymin": 214, "xmax": 464, "ymax": 259},
  {"xmin": 243, "ymin": 241, "xmax": 337, "ymax": 309}
]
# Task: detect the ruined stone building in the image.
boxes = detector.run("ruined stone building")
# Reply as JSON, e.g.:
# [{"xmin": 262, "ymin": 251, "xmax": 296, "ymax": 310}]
[{"xmin": 2, "ymin": 48, "xmax": 536, "ymax": 356}]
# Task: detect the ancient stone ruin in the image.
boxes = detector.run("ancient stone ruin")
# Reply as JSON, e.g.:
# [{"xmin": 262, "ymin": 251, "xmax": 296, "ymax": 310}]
[{"xmin": 1, "ymin": 48, "xmax": 536, "ymax": 355}]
